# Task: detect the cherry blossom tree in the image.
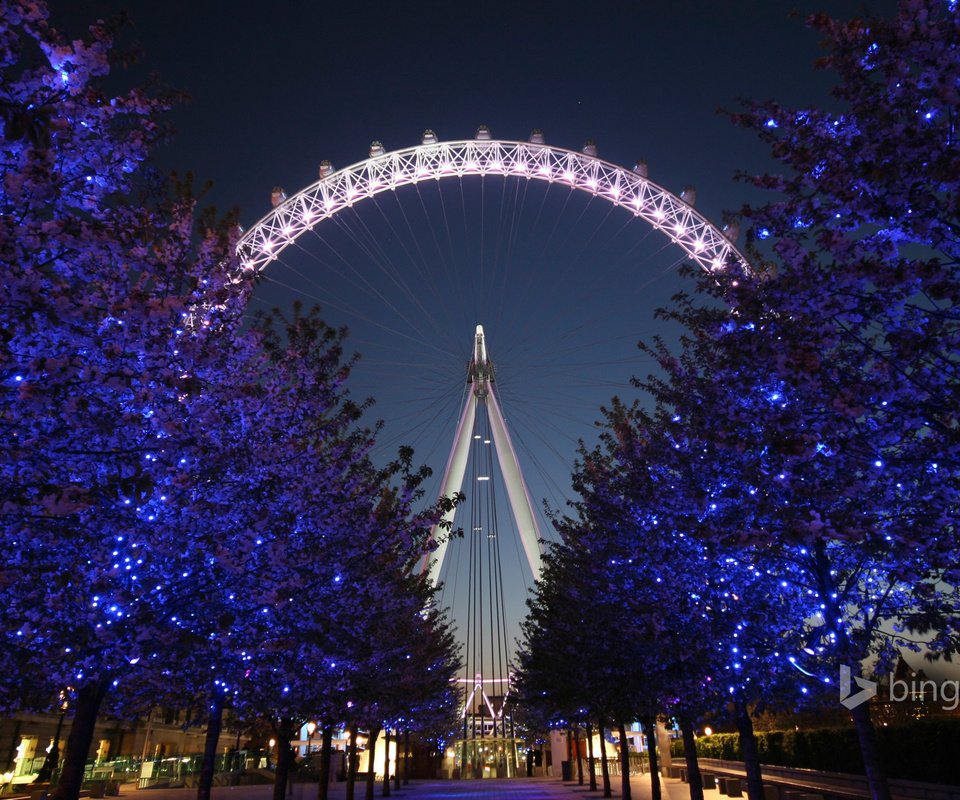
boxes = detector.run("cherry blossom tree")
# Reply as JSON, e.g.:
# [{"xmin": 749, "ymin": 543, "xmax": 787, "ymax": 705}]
[
  {"xmin": 0, "ymin": 5, "xmax": 254, "ymax": 799},
  {"xmin": 605, "ymin": 5, "xmax": 960, "ymax": 800},
  {"xmin": 707, "ymin": 3, "xmax": 958, "ymax": 797},
  {"xmin": 2, "ymin": 11, "xmax": 458, "ymax": 800}
]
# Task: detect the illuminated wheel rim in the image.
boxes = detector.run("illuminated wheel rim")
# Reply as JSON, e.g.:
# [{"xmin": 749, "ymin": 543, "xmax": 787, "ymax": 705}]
[{"xmin": 237, "ymin": 138, "xmax": 746, "ymax": 275}]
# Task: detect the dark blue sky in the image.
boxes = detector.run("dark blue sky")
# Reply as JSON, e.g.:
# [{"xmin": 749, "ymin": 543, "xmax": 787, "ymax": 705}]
[
  {"xmin": 52, "ymin": 0, "xmax": 898, "ymax": 649},
  {"xmin": 53, "ymin": 1, "xmax": 894, "ymax": 228}
]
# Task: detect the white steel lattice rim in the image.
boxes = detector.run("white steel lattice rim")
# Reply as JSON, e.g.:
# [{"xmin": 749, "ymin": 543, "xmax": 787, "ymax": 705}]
[{"xmin": 236, "ymin": 138, "xmax": 747, "ymax": 274}]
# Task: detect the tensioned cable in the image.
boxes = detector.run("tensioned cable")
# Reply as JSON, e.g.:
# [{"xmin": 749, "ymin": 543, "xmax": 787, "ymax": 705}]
[{"xmin": 244, "ymin": 167, "xmax": 718, "ymax": 734}]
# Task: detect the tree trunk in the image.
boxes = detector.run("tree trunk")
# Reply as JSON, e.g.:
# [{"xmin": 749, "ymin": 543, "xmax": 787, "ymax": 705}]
[
  {"xmin": 381, "ymin": 729, "xmax": 390, "ymax": 797},
  {"xmin": 598, "ymin": 720, "xmax": 611, "ymax": 799},
  {"xmin": 573, "ymin": 727, "xmax": 583, "ymax": 785},
  {"xmin": 345, "ymin": 726, "xmax": 358, "ymax": 800},
  {"xmin": 585, "ymin": 723, "xmax": 597, "ymax": 792},
  {"xmin": 53, "ymin": 681, "xmax": 108, "ymax": 800},
  {"xmin": 317, "ymin": 725, "xmax": 333, "ymax": 800},
  {"xmin": 732, "ymin": 693, "xmax": 764, "ymax": 800},
  {"xmin": 365, "ymin": 726, "xmax": 381, "ymax": 800},
  {"xmin": 403, "ymin": 729, "xmax": 410, "ymax": 785},
  {"xmin": 679, "ymin": 718, "xmax": 703, "ymax": 800},
  {"xmin": 617, "ymin": 722, "xmax": 632, "ymax": 800},
  {"xmin": 850, "ymin": 699, "xmax": 891, "ymax": 800},
  {"xmin": 196, "ymin": 691, "xmax": 224, "ymax": 800},
  {"xmin": 393, "ymin": 729, "xmax": 400, "ymax": 791},
  {"xmin": 642, "ymin": 718, "xmax": 661, "ymax": 800},
  {"xmin": 273, "ymin": 719, "xmax": 296, "ymax": 800},
  {"xmin": 811, "ymin": 539, "xmax": 891, "ymax": 800}
]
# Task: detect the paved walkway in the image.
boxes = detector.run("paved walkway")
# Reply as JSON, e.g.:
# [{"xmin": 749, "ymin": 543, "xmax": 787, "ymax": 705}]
[{"xmin": 119, "ymin": 773, "xmax": 705, "ymax": 800}]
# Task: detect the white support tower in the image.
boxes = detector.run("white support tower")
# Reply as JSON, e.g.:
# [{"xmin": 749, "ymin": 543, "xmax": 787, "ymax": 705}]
[{"xmin": 420, "ymin": 325, "xmax": 543, "ymax": 586}]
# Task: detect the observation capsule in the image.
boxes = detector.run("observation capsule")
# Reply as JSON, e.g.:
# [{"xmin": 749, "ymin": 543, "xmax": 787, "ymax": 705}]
[
  {"xmin": 369, "ymin": 141, "xmax": 385, "ymax": 158},
  {"xmin": 632, "ymin": 160, "xmax": 649, "ymax": 178},
  {"xmin": 421, "ymin": 129, "xmax": 438, "ymax": 145},
  {"xmin": 270, "ymin": 187, "xmax": 286, "ymax": 207},
  {"xmin": 318, "ymin": 160, "xmax": 334, "ymax": 178},
  {"xmin": 581, "ymin": 139, "xmax": 598, "ymax": 157},
  {"xmin": 681, "ymin": 185, "xmax": 697, "ymax": 206},
  {"xmin": 723, "ymin": 221, "xmax": 740, "ymax": 243},
  {"xmin": 475, "ymin": 125, "xmax": 492, "ymax": 140},
  {"xmin": 528, "ymin": 128, "xmax": 545, "ymax": 145}
]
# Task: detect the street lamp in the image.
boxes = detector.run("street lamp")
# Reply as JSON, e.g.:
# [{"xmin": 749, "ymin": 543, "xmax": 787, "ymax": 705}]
[
  {"xmin": 268, "ymin": 738, "xmax": 276, "ymax": 769},
  {"xmin": 37, "ymin": 688, "xmax": 70, "ymax": 783},
  {"xmin": 306, "ymin": 722, "xmax": 316, "ymax": 757}
]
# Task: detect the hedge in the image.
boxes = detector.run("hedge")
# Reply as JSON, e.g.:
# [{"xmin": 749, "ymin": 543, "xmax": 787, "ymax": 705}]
[{"xmin": 669, "ymin": 720, "xmax": 960, "ymax": 785}]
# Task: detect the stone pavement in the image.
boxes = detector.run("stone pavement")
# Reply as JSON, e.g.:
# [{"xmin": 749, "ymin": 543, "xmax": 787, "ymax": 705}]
[{"xmin": 120, "ymin": 773, "xmax": 707, "ymax": 800}]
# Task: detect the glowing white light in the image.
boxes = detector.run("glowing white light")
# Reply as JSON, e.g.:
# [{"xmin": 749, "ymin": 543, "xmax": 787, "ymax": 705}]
[{"xmin": 237, "ymin": 138, "xmax": 749, "ymax": 277}]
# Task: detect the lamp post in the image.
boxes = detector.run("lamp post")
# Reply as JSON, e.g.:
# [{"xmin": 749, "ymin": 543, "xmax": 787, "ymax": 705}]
[
  {"xmin": 268, "ymin": 739, "xmax": 276, "ymax": 770},
  {"xmin": 306, "ymin": 722, "xmax": 316, "ymax": 758},
  {"xmin": 37, "ymin": 689, "xmax": 70, "ymax": 783}
]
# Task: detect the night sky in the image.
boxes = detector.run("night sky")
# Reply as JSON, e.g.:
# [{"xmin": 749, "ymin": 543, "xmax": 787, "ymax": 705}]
[{"xmin": 51, "ymin": 0, "xmax": 899, "ymax": 656}]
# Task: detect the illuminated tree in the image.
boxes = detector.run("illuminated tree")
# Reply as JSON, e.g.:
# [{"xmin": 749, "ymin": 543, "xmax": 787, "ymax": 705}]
[
  {"xmin": 1, "ymin": 11, "xmax": 457, "ymax": 800},
  {"xmin": 617, "ymin": 5, "xmax": 960, "ymax": 800},
  {"xmin": 553, "ymin": 393, "xmax": 815, "ymax": 800},
  {"xmin": 718, "ymin": 3, "xmax": 957, "ymax": 798},
  {"xmin": 0, "ymin": 5, "xmax": 252, "ymax": 799},
  {"xmin": 514, "ymin": 541, "xmax": 615, "ymax": 795}
]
